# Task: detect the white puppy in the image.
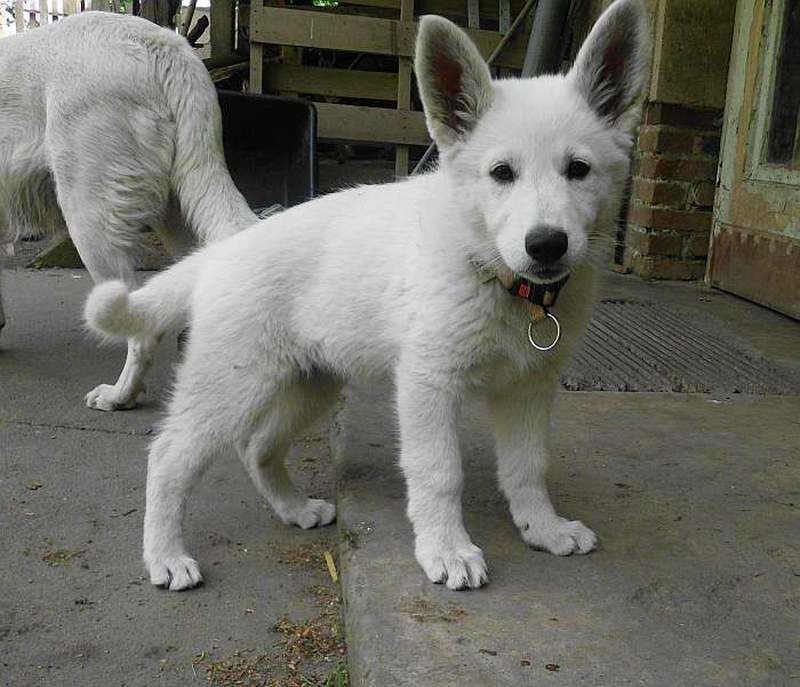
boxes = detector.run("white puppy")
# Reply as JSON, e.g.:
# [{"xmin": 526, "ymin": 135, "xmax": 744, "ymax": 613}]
[
  {"xmin": 0, "ymin": 12, "xmax": 256, "ymax": 410},
  {"xmin": 85, "ymin": 0, "xmax": 649, "ymax": 591}
]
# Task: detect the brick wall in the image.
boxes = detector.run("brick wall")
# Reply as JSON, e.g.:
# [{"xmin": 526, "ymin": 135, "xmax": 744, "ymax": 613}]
[{"xmin": 620, "ymin": 103, "xmax": 723, "ymax": 280}]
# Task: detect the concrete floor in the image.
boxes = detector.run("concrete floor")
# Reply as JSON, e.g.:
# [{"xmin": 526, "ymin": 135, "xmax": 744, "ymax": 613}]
[{"xmin": 1, "ymin": 264, "xmax": 798, "ymax": 687}]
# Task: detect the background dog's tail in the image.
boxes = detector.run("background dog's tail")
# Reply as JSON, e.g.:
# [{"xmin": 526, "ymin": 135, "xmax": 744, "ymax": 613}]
[
  {"xmin": 85, "ymin": 256, "xmax": 200, "ymax": 341},
  {"xmin": 158, "ymin": 41, "xmax": 257, "ymax": 242}
]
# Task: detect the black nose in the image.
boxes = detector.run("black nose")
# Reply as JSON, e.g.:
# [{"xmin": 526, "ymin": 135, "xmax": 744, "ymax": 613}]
[{"xmin": 525, "ymin": 226, "xmax": 568, "ymax": 264}]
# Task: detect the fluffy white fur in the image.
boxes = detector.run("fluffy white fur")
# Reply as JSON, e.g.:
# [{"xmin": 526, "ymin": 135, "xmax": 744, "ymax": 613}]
[
  {"xmin": 86, "ymin": 0, "xmax": 649, "ymax": 591},
  {"xmin": 0, "ymin": 12, "xmax": 256, "ymax": 410}
]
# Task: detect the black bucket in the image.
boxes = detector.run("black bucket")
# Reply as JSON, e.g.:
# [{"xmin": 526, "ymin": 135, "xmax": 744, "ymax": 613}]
[{"xmin": 218, "ymin": 91, "xmax": 317, "ymax": 210}]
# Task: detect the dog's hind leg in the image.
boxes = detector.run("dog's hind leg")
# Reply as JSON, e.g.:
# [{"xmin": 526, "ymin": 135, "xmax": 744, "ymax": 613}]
[
  {"xmin": 49, "ymin": 113, "xmax": 172, "ymax": 411},
  {"xmin": 153, "ymin": 196, "xmax": 195, "ymax": 258},
  {"xmin": 487, "ymin": 374, "xmax": 598, "ymax": 556},
  {"xmin": 237, "ymin": 376, "xmax": 340, "ymax": 529},
  {"xmin": 61, "ymin": 204, "xmax": 158, "ymax": 411}
]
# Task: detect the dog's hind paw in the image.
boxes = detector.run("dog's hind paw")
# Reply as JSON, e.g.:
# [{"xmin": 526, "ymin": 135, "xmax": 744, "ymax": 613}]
[
  {"xmin": 85, "ymin": 384, "xmax": 138, "ymax": 411},
  {"xmin": 147, "ymin": 555, "xmax": 203, "ymax": 591},
  {"xmin": 416, "ymin": 541, "xmax": 488, "ymax": 591},
  {"xmin": 521, "ymin": 517, "xmax": 597, "ymax": 556},
  {"xmin": 278, "ymin": 498, "xmax": 336, "ymax": 529}
]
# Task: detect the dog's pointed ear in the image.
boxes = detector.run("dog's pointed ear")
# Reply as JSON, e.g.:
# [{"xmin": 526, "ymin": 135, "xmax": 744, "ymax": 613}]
[
  {"xmin": 569, "ymin": 0, "xmax": 650, "ymax": 132},
  {"xmin": 415, "ymin": 15, "xmax": 494, "ymax": 149}
]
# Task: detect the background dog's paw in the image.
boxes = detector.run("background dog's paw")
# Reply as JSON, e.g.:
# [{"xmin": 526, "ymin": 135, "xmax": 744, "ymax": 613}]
[
  {"xmin": 522, "ymin": 517, "xmax": 598, "ymax": 556},
  {"xmin": 147, "ymin": 555, "xmax": 203, "ymax": 591},
  {"xmin": 278, "ymin": 498, "xmax": 336, "ymax": 529},
  {"xmin": 85, "ymin": 384, "xmax": 137, "ymax": 411},
  {"xmin": 416, "ymin": 542, "xmax": 488, "ymax": 590}
]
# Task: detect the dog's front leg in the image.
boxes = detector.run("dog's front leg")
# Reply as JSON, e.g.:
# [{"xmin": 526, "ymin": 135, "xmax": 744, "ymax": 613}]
[
  {"xmin": 488, "ymin": 374, "xmax": 597, "ymax": 556},
  {"xmin": 396, "ymin": 368, "xmax": 487, "ymax": 590}
]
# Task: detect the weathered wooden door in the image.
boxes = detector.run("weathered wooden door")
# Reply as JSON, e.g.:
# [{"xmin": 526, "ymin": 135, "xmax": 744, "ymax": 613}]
[{"xmin": 709, "ymin": 0, "xmax": 800, "ymax": 319}]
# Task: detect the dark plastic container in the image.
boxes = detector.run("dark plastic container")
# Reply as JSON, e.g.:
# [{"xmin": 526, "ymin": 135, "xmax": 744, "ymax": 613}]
[{"xmin": 218, "ymin": 91, "xmax": 317, "ymax": 209}]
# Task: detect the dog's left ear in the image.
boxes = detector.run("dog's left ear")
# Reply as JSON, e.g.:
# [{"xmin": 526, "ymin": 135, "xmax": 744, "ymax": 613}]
[
  {"xmin": 569, "ymin": 0, "xmax": 650, "ymax": 132},
  {"xmin": 415, "ymin": 15, "xmax": 494, "ymax": 149}
]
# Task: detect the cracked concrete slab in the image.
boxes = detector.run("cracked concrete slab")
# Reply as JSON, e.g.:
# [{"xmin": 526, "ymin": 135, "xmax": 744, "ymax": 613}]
[
  {"xmin": 334, "ymin": 388, "xmax": 800, "ymax": 686},
  {"xmin": 332, "ymin": 275, "xmax": 800, "ymax": 686}
]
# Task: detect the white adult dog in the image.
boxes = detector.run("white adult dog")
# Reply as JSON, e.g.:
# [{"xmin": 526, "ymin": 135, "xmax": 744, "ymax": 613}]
[
  {"xmin": 86, "ymin": 0, "xmax": 649, "ymax": 591},
  {"xmin": 0, "ymin": 12, "xmax": 256, "ymax": 410}
]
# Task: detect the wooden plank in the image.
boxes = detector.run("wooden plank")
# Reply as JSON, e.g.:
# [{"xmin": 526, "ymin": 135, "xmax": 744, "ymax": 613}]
[
  {"xmin": 340, "ymin": 0, "xmax": 526, "ymax": 23},
  {"xmin": 395, "ymin": 0, "xmax": 414, "ymax": 176},
  {"xmin": 251, "ymin": 7, "xmax": 414, "ymax": 55},
  {"xmin": 210, "ymin": 0, "xmax": 235, "ymax": 59},
  {"xmin": 138, "ymin": 0, "xmax": 179, "ymax": 26},
  {"xmin": 498, "ymin": 0, "xmax": 510, "ymax": 32},
  {"xmin": 250, "ymin": 7, "xmax": 527, "ymax": 69},
  {"xmin": 316, "ymin": 103, "xmax": 429, "ymax": 145},
  {"xmin": 262, "ymin": 63, "xmax": 398, "ymax": 101},
  {"xmin": 15, "ymin": 0, "xmax": 24, "ymax": 32},
  {"xmin": 249, "ymin": 42, "xmax": 264, "ymax": 93},
  {"xmin": 468, "ymin": 0, "xmax": 480, "ymax": 28},
  {"xmin": 340, "ymin": 0, "xmax": 401, "ymax": 9}
]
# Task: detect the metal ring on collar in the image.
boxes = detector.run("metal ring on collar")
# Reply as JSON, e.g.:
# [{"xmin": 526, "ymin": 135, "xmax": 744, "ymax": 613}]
[{"xmin": 527, "ymin": 312, "xmax": 561, "ymax": 351}]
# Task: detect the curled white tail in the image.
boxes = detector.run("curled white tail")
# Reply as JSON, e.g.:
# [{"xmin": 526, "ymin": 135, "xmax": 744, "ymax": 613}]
[{"xmin": 85, "ymin": 255, "xmax": 201, "ymax": 341}]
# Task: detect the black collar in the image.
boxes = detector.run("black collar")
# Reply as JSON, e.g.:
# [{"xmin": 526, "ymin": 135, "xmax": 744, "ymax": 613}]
[{"xmin": 470, "ymin": 257, "xmax": 570, "ymax": 321}]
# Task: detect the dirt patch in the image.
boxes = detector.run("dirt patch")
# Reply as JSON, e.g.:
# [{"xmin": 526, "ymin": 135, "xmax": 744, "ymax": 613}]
[
  {"xmin": 400, "ymin": 597, "xmax": 467, "ymax": 623},
  {"xmin": 275, "ymin": 539, "xmax": 334, "ymax": 572},
  {"xmin": 40, "ymin": 549, "xmax": 84, "ymax": 566},
  {"xmin": 195, "ymin": 558, "xmax": 348, "ymax": 686}
]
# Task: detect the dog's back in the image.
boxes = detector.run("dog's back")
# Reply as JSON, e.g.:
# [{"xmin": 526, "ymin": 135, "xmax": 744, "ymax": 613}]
[
  {"xmin": 0, "ymin": 12, "xmax": 254, "ymax": 246},
  {"xmin": 0, "ymin": 12, "xmax": 257, "ymax": 411}
]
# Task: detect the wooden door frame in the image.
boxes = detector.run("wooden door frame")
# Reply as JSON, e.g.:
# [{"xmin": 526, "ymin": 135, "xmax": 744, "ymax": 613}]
[{"xmin": 707, "ymin": 0, "xmax": 800, "ymax": 319}]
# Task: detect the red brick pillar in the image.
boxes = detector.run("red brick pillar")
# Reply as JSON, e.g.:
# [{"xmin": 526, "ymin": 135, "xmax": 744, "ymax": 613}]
[{"xmin": 620, "ymin": 103, "xmax": 723, "ymax": 280}]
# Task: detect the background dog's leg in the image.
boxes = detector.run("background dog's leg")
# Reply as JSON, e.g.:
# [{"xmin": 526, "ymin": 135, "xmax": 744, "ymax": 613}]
[
  {"xmin": 85, "ymin": 336, "xmax": 158, "ymax": 411},
  {"xmin": 396, "ymin": 369, "xmax": 488, "ymax": 590},
  {"xmin": 65, "ymin": 211, "xmax": 157, "ymax": 411},
  {"xmin": 154, "ymin": 196, "xmax": 194, "ymax": 257},
  {"xmin": 61, "ymin": 210, "xmax": 153, "ymax": 411},
  {"xmin": 237, "ymin": 378, "xmax": 339, "ymax": 529},
  {"xmin": 50, "ymin": 115, "xmax": 172, "ymax": 411},
  {"xmin": 488, "ymin": 374, "xmax": 597, "ymax": 556}
]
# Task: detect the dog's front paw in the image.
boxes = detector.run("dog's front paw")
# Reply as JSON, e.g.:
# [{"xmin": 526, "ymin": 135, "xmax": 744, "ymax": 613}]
[
  {"xmin": 277, "ymin": 498, "xmax": 336, "ymax": 529},
  {"xmin": 85, "ymin": 384, "xmax": 138, "ymax": 411},
  {"xmin": 415, "ymin": 537, "xmax": 488, "ymax": 590},
  {"xmin": 146, "ymin": 554, "xmax": 203, "ymax": 591},
  {"xmin": 520, "ymin": 516, "xmax": 597, "ymax": 556}
]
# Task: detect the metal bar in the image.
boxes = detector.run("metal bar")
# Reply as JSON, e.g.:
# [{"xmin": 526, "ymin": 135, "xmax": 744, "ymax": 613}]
[{"xmin": 521, "ymin": 0, "xmax": 570, "ymax": 77}]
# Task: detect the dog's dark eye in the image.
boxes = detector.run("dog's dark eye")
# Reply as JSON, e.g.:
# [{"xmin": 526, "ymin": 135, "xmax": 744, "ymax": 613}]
[
  {"xmin": 490, "ymin": 163, "xmax": 515, "ymax": 183},
  {"xmin": 566, "ymin": 159, "xmax": 591, "ymax": 180}
]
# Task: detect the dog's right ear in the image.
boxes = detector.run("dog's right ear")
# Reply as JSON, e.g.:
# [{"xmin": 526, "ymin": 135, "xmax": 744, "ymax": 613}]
[
  {"xmin": 569, "ymin": 0, "xmax": 650, "ymax": 133},
  {"xmin": 415, "ymin": 15, "xmax": 494, "ymax": 149}
]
